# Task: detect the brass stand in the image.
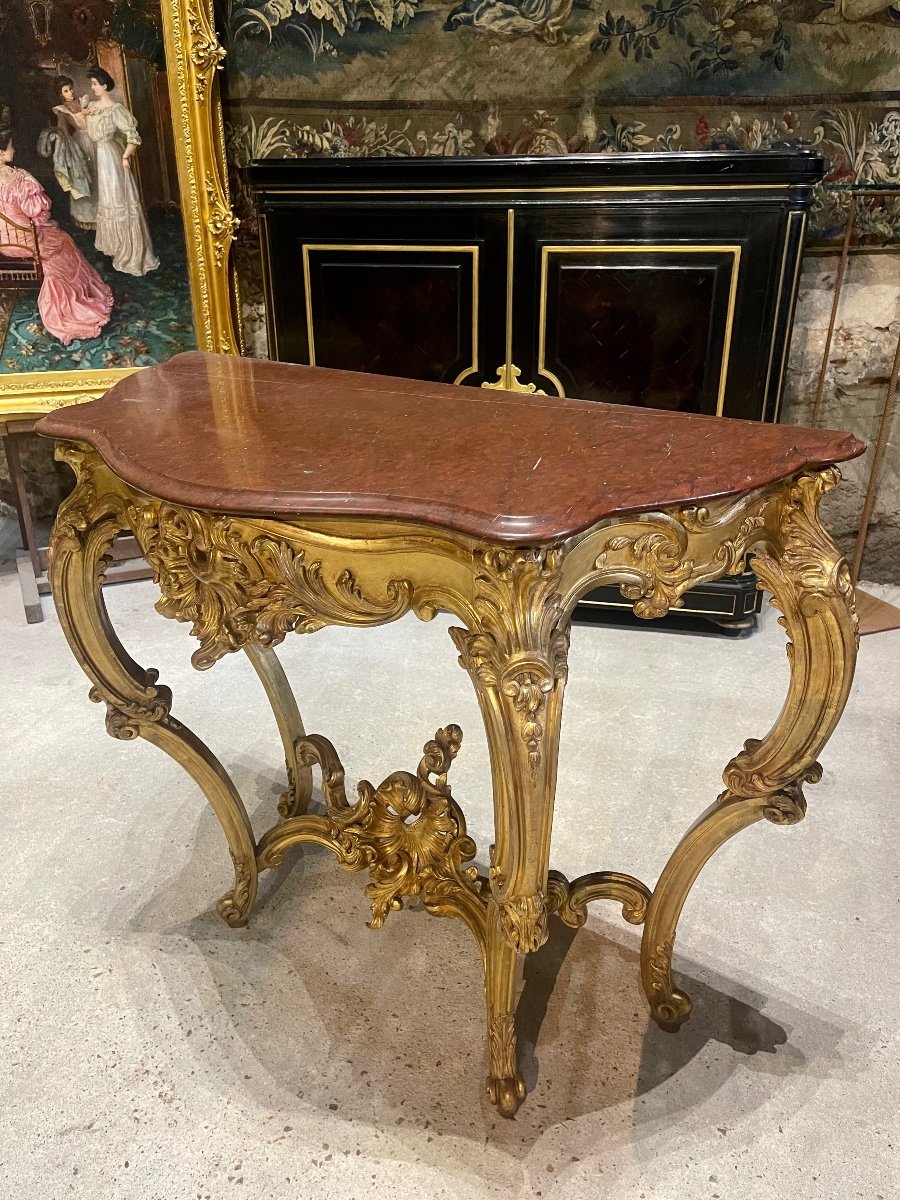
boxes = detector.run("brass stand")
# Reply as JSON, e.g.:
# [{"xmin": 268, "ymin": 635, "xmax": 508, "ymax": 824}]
[{"xmin": 49, "ymin": 443, "xmax": 859, "ymax": 1117}]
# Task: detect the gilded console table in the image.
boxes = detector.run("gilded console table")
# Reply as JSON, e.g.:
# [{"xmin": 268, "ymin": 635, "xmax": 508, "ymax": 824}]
[{"xmin": 40, "ymin": 351, "xmax": 863, "ymax": 1117}]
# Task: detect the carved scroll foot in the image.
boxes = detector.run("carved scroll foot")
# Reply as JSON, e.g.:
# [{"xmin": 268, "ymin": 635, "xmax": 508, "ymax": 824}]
[
  {"xmin": 244, "ymin": 643, "xmax": 313, "ymax": 819},
  {"xmin": 643, "ymin": 933, "xmax": 693, "ymax": 1031},
  {"xmin": 217, "ymin": 853, "xmax": 257, "ymax": 928},
  {"xmin": 485, "ymin": 905, "xmax": 525, "ymax": 1117}
]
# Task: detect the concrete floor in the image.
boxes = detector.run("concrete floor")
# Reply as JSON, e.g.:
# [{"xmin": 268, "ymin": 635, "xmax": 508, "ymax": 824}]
[{"xmin": 1, "ymin": 566, "xmax": 898, "ymax": 1200}]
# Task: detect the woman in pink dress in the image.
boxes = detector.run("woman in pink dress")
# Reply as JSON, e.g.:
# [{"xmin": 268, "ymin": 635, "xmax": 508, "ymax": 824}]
[{"xmin": 0, "ymin": 130, "xmax": 113, "ymax": 345}]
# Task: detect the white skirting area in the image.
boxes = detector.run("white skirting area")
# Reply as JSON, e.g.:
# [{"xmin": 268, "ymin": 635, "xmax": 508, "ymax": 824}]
[{"xmin": 1, "ymin": 567, "xmax": 898, "ymax": 1199}]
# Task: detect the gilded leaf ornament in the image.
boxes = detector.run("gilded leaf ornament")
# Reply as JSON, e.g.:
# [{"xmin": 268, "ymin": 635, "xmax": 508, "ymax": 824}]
[
  {"xmin": 256, "ymin": 726, "xmax": 489, "ymax": 948},
  {"xmin": 583, "ymin": 491, "xmax": 774, "ymax": 619},
  {"xmin": 187, "ymin": 0, "xmax": 226, "ymax": 101},
  {"xmin": 451, "ymin": 545, "xmax": 569, "ymax": 774},
  {"xmin": 128, "ymin": 502, "xmax": 415, "ymax": 668},
  {"xmin": 205, "ymin": 173, "xmax": 240, "ymax": 268}
]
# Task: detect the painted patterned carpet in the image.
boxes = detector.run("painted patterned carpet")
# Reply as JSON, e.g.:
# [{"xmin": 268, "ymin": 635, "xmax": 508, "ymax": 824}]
[{"xmin": 0, "ymin": 210, "xmax": 195, "ymax": 374}]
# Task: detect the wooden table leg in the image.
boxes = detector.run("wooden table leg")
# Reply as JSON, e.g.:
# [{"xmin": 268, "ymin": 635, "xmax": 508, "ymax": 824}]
[
  {"xmin": 639, "ymin": 468, "xmax": 859, "ymax": 1029},
  {"xmin": 49, "ymin": 446, "xmax": 259, "ymax": 927},
  {"xmin": 244, "ymin": 643, "xmax": 313, "ymax": 818},
  {"xmin": 451, "ymin": 546, "xmax": 570, "ymax": 1116},
  {"xmin": 3, "ymin": 428, "xmax": 45, "ymax": 622}
]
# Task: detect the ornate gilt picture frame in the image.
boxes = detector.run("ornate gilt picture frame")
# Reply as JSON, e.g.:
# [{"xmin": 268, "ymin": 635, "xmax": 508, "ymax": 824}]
[{"xmin": 0, "ymin": 0, "xmax": 237, "ymax": 419}]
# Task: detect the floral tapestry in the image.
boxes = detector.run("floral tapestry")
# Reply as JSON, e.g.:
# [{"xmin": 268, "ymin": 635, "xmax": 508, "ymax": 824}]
[{"xmin": 215, "ymin": 0, "xmax": 900, "ymax": 345}]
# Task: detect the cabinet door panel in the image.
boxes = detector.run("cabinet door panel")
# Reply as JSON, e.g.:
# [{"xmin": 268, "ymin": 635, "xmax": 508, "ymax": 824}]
[
  {"xmin": 512, "ymin": 205, "xmax": 785, "ymax": 420},
  {"xmin": 540, "ymin": 251, "xmax": 737, "ymax": 415},
  {"xmin": 261, "ymin": 208, "xmax": 507, "ymax": 388}
]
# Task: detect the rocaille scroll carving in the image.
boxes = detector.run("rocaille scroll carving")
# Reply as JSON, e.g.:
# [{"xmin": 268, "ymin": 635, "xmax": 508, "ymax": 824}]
[
  {"xmin": 205, "ymin": 174, "xmax": 240, "ymax": 268},
  {"xmin": 186, "ymin": 0, "xmax": 226, "ymax": 102},
  {"xmin": 579, "ymin": 490, "xmax": 775, "ymax": 620},
  {"xmin": 256, "ymin": 726, "xmax": 489, "ymax": 948},
  {"xmin": 127, "ymin": 502, "xmax": 416, "ymax": 670},
  {"xmin": 546, "ymin": 869, "xmax": 651, "ymax": 927}
]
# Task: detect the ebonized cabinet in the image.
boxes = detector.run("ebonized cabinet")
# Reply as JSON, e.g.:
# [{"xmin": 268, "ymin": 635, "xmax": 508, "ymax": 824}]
[{"xmin": 248, "ymin": 151, "xmax": 824, "ymax": 630}]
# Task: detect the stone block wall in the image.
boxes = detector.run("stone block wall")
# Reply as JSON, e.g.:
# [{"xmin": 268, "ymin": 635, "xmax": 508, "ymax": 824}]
[{"xmin": 782, "ymin": 254, "xmax": 900, "ymax": 583}]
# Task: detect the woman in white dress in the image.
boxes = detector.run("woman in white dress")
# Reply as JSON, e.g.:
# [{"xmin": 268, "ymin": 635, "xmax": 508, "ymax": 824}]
[
  {"xmin": 85, "ymin": 66, "xmax": 158, "ymax": 277},
  {"xmin": 50, "ymin": 76, "xmax": 97, "ymax": 229}
]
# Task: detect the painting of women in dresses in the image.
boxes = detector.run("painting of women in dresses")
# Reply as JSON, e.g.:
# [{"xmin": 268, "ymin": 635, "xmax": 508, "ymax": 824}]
[
  {"xmin": 48, "ymin": 75, "xmax": 97, "ymax": 230},
  {"xmin": 84, "ymin": 66, "xmax": 158, "ymax": 278},
  {"xmin": 0, "ymin": 128, "xmax": 113, "ymax": 345},
  {"xmin": 0, "ymin": 0, "xmax": 194, "ymax": 374}
]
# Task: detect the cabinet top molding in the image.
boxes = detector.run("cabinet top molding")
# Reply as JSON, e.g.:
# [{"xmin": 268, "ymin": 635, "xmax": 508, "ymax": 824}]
[
  {"xmin": 248, "ymin": 150, "xmax": 826, "ymax": 199},
  {"xmin": 38, "ymin": 351, "xmax": 861, "ymax": 544}
]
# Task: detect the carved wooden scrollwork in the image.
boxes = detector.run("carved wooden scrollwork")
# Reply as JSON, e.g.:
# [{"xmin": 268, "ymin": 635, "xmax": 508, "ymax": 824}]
[
  {"xmin": 547, "ymin": 869, "xmax": 651, "ymax": 927},
  {"xmin": 186, "ymin": 0, "xmax": 226, "ymax": 102},
  {"xmin": 573, "ymin": 488, "xmax": 775, "ymax": 620},
  {"xmin": 205, "ymin": 174, "xmax": 240, "ymax": 268},
  {"xmin": 127, "ymin": 501, "xmax": 416, "ymax": 669},
  {"xmin": 256, "ymin": 726, "xmax": 489, "ymax": 950}
]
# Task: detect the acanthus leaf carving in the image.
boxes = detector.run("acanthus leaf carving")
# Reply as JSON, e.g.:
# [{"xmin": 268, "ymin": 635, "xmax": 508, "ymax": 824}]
[
  {"xmin": 127, "ymin": 501, "xmax": 415, "ymax": 669},
  {"xmin": 450, "ymin": 545, "xmax": 569, "ymax": 775},
  {"xmin": 205, "ymin": 173, "xmax": 239, "ymax": 268},
  {"xmin": 587, "ymin": 491, "xmax": 775, "ymax": 620}
]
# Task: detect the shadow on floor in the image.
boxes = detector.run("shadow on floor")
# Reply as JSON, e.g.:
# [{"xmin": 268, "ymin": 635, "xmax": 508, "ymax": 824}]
[{"xmin": 111, "ymin": 763, "xmax": 847, "ymax": 1163}]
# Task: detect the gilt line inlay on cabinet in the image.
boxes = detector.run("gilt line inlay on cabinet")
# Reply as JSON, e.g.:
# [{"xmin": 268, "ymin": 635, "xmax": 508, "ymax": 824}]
[{"xmin": 248, "ymin": 151, "xmax": 824, "ymax": 629}]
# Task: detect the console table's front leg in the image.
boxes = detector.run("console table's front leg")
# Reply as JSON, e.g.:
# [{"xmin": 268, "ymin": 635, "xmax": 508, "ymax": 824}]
[
  {"xmin": 640, "ymin": 469, "xmax": 859, "ymax": 1029},
  {"xmin": 50, "ymin": 446, "xmax": 259, "ymax": 927},
  {"xmin": 451, "ymin": 545, "xmax": 569, "ymax": 1115}
]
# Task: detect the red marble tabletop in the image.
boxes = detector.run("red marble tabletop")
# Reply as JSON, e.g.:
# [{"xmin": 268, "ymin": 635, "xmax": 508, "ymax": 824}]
[{"xmin": 38, "ymin": 351, "xmax": 864, "ymax": 544}]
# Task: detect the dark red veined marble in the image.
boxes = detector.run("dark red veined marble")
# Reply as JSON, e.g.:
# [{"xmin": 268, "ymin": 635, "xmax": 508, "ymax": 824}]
[{"xmin": 38, "ymin": 351, "xmax": 864, "ymax": 544}]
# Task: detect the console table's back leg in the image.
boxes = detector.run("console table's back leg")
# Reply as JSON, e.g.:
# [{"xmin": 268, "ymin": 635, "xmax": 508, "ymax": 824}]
[
  {"xmin": 244, "ymin": 643, "xmax": 313, "ymax": 819},
  {"xmin": 49, "ymin": 445, "xmax": 260, "ymax": 928},
  {"xmin": 639, "ymin": 469, "xmax": 859, "ymax": 1031}
]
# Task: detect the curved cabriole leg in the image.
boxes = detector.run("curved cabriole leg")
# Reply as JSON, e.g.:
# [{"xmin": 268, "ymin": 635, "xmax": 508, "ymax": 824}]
[
  {"xmin": 640, "ymin": 469, "xmax": 859, "ymax": 1030},
  {"xmin": 451, "ymin": 546, "xmax": 570, "ymax": 1116},
  {"xmin": 244, "ymin": 643, "xmax": 313, "ymax": 818},
  {"xmin": 50, "ymin": 445, "xmax": 259, "ymax": 927}
]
